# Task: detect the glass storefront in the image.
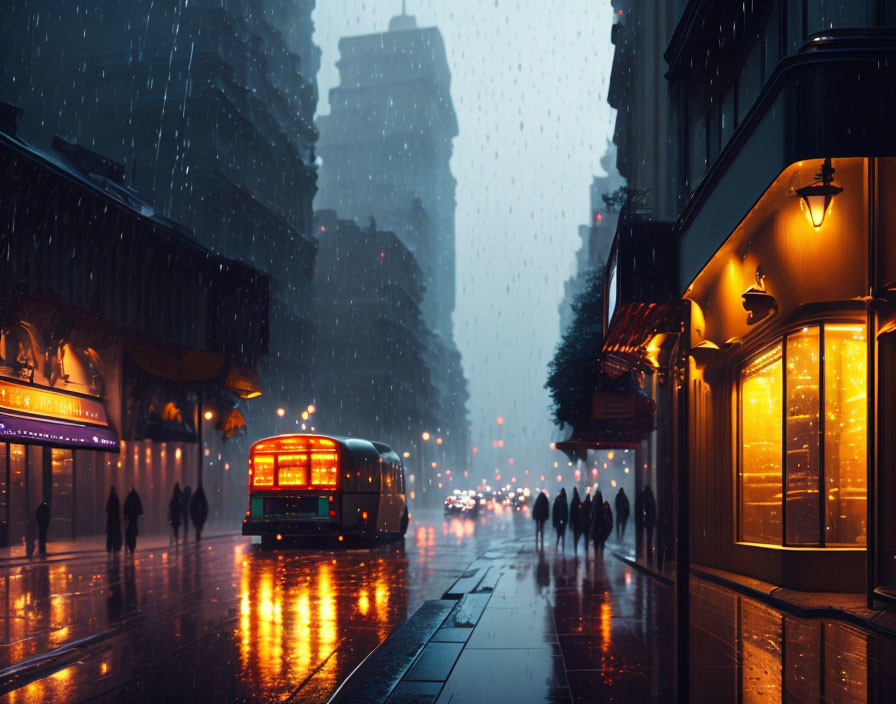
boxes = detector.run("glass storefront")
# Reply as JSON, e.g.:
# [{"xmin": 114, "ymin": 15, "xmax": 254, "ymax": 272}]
[
  {"xmin": 738, "ymin": 324, "xmax": 867, "ymax": 547},
  {"xmin": 739, "ymin": 344, "xmax": 783, "ymax": 545}
]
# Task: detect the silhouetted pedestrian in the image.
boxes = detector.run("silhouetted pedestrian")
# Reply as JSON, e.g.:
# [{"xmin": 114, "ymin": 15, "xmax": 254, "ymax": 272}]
[
  {"xmin": 581, "ymin": 491, "xmax": 592, "ymax": 556},
  {"xmin": 552, "ymin": 488, "xmax": 568, "ymax": 551},
  {"xmin": 181, "ymin": 485, "xmax": 192, "ymax": 542},
  {"xmin": 601, "ymin": 501, "xmax": 614, "ymax": 549},
  {"xmin": 190, "ymin": 483, "xmax": 209, "ymax": 541},
  {"xmin": 35, "ymin": 501, "xmax": 50, "ymax": 556},
  {"xmin": 643, "ymin": 485, "xmax": 657, "ymax": 563},
  {"xmin": 532, "ymin": 491, "xmax": 550, "ymax": 549},
  {"xmin": 123, "ymin": 488, "xmax": 143, "ymax": 555},
  {"xmin": 168, "ymin": 483, "xmax": 182, "ymax": 544},
  {"xmin": 634, "ymin": 486, "xmax": 645, "ymax": 559},
  {"xmin": 569, "ymin": 488, "xmax": 584, "ymax": 554},
  {"xmin": 106, "ymin": 487, "xmax": 122, "ymax": 554},
  {"xmin": 615, "ymin": 487, "xmax": 630, "ymax": 541}
]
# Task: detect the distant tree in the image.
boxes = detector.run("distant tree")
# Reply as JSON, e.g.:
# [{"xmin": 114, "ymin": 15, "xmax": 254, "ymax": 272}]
[
  {"xmin": 545, "ymin": 269, "xmax": 605, "ymax": 428},
  {"xmin": 602, "ymin": 186, "xmax": 650, "ymax": 217}
]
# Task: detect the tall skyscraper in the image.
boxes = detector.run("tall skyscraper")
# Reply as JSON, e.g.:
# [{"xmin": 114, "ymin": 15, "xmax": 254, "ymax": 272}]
[{"xmin": 316, "ymin": 8, "xmax": 469, "ymax": 473}]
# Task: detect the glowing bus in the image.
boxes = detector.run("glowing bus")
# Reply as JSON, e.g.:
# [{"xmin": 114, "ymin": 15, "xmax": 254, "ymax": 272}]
[{"xmin": 242, "ymin": 434, "xmax": 409, "ymax": 545}]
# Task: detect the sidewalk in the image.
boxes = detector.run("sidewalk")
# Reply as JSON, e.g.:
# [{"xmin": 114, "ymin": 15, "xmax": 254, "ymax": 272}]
[
  {"xmin": 0, "ymin": 527, "xmax": 240, "ymax": 568},
  {"xmin": 329, "ymin": 538, "xmax": 675, "ymax": 704}
]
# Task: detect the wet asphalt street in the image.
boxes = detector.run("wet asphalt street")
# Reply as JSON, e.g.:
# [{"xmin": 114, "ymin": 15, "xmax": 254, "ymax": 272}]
[
  {"xmin": 0, "ymin": 509, "xmax": 527, "ymax": 703},
  {"xmin": 2, "ymin": 509, "xmax": 896, "ymax": 703}
]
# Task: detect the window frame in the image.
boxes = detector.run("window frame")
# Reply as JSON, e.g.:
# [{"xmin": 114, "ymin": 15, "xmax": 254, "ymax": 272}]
[{"xmin": 736, "ymin": 321, "xmax": 867, "ymax": 548}]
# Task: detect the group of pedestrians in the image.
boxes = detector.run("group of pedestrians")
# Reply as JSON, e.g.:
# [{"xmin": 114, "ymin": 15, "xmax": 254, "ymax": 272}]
[
  {"xmin": 532, "ymin": 484, "xmax": 638, "ymax": 556},
  {"xmin": 104, "ymin": 482, "xmax": 209, "ymax": 557},
  {"xmin": 166, "ymin": 482, "xmax": 209, "ymax": 544}
]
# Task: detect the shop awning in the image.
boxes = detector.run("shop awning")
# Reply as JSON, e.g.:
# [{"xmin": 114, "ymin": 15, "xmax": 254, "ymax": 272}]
[
  {"xmin": 225, "ymin": 367, "xmax": 262, "ymax": 399},
  {"xmin": 601, "ymin": 302, "xmax": 685, "ymax": 377},
  {"xmin": 126, "ymin": 344, "xmax": 226, "ymax": 382}
]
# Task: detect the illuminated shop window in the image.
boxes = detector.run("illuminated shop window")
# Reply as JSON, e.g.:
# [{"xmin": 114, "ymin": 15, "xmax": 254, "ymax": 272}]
[
  {"xmin": 739, "ymin": 324, "xmax": 867, "ymax": 547},
  {"xmin": 740, "ymin": 343, "xmax": 783, "ymax": 545},
  {"xmin": 824, "ymin": 326, "xmax": 867, "ymax": 546},
  {"xmin": 785, "ymin": 328, "xmax": 820, "ymax": 545}
]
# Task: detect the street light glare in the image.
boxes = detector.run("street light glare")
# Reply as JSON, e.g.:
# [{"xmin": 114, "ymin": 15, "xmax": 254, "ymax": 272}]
[
  {"xmin": 276, "ymin": 408, "xmax": 286, "ymax": 417},
  {"xmin": 422, "ymin": 431, "xmax": 431, "ymax": 441}
]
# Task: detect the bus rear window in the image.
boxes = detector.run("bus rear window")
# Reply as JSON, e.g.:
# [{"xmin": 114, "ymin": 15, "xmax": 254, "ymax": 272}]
[
  {"xmin": 277, "ymin": 453, "xmax": 309, "ymax": 486},
  {"xmin": 252, "ymin": 455, "xmax": 275, "ymax": 487},
  {"xmin": 249, "ymin": 436, "xmax": 340, "ymax": 490},
  {"xmin": 310, "ymin": 451, "xmax": 338, "ymax": 486}
]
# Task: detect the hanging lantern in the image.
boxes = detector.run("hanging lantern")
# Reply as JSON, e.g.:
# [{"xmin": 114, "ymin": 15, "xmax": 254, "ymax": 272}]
[{"xmin": 796, "ymin": 158, "xmax": 842, "ymax": 228}]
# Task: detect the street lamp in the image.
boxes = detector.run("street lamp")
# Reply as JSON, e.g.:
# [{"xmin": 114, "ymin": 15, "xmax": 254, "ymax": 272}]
[
  {"xmin": 796, "ymin": 157, "xmax": 842, "ymax": 228},
  {"xmin": 276, "ymin": 408, "xmax": 286, "ymax": 418}
]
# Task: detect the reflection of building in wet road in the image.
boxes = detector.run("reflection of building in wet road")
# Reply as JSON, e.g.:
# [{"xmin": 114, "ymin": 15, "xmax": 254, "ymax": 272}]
[
  {"xmin": 1, "ymin": 510, "xmax": 894, "ymax": 702},
  {"xmin": 0, "ymin": 512, "xmax": 523, "ymax": 702}
]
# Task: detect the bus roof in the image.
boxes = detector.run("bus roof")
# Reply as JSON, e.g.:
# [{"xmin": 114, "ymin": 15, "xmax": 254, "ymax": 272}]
[{"xmin": 250, "ymin": 434, "xmax": 396, "ymax": 458}]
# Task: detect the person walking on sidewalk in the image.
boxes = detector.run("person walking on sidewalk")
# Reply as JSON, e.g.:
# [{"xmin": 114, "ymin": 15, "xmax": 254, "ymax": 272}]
[
  {"xmin": 532, "ymin": 491, "xmax": 549, "ymax": 549},
  {"xmin": 106, "ymin": 486, "xmax": 122, "ymax": 555},
  {"xmin": 615, "ymin": 487, "xmax": 630, "ymax": 541},
  {"xmin": 643, "ymin": 485, "xmax": 657, "ymax": 563},
  {"xmin": 552, "ymin": 488, "xmax": 568, "ymax": 551},
  {"xmin": 569, "ymin": 488, "xmax": 584, "ymax": 555},
  {"xmin": 581, "ymin": 489, "xmax": 592, "ymax": 556},
  {"xmin": 594, "ymin": 501, "xmax": 613, "ymax": 553},
  {"xmin": 190, "ymin": 483, "xmax": 209, "ymax": 541},
  {"xmin": 123, "ymin": 488, "xmax": 143, "ymax": 555},
  {"xmin": 634, "ymin": 486, "xmax": 645, "ymax": 559},
  {"xmin": 181, "ymin": 485, "xmax": 192, "ymax": 543},
  {"xmin": 168, "ymin": 483, "xmax": 183, "ymax": 545},
  {"xmin": 35, "ymin": 501, "xmax": 50, "ymax": 556}
]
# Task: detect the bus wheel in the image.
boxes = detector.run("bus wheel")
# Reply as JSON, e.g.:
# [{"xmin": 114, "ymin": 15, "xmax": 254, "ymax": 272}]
[{"xmin": 260, "ymin": 536, "xmax": 277, "ymax": 549}]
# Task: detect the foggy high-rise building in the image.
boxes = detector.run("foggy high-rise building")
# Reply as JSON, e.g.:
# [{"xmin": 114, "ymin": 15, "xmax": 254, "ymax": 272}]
[
  {"xmin": 316, "ymin": 8, "xmax": 470, "ymax": 472},
  {"xmin": 558, "ymin": 143, "xmax": 625, "ymax": 336}
]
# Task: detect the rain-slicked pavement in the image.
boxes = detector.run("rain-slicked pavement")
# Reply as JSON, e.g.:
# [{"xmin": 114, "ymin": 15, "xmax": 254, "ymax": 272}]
[
  {"xmin": 2, "ymin": 512, "xmax": 896, "ymax": 703},
  {"xmin": 0, "ymin": 510, "xmax": 526, "ymax": 703}
]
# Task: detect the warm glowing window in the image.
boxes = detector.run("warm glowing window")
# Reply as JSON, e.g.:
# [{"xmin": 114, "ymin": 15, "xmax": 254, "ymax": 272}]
[
  {"xmin": 824, "ymin": 326, "xmax": 867, "ymax": 545},
  {"xmin": 277, "ymin": 453, "xmax": 309, "ymax": 486},
  {"xmin": 252, "ymin": 455, "xmax": 275, "ymax": 487},
  {"xmin": 738, "ymin": 324, "xmax": 867, "ymax": 547},
  {"xmin": 740, "ymin": 343, "xmax": 783, "ymax": 545},
  {"xmin": 309, "ymin": 452, "xmax": 338, "ymax": 487},
  {"xmin": 785, "ymin": 328, "xmax": 820, "ymax": 545}
]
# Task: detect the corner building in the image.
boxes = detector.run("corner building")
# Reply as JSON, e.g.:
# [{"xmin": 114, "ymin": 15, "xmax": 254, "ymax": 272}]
[{"xmin": 604, "ymin": 0, "xmax": 896, "ymax": 603}]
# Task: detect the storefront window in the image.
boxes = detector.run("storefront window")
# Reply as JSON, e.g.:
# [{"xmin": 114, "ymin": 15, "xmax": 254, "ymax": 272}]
[
  {"xmin": 739, "ymin": 325, "xmax": 867, "ymax": 547},
  {"xmin": 740, "ymin": 343, "xmax": 783, "ymax": 545},
  {"xmin": 824, "ymin": 326, "xmax": 867, "ymax": 546},
  {"xmin": 785, "ymin": 328, "xmax": 820, "ymax": 545}
]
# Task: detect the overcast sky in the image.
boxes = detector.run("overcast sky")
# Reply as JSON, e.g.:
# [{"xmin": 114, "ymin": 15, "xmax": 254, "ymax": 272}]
[{"xmin": 313, "ymin": 0, "xmax": 617, "ymax": 480}]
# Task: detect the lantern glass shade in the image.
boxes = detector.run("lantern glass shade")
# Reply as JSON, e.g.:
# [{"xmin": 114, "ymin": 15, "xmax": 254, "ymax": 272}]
[
  {"xmin": 801, "ymin": 192, "xmax": 832, "ymax": 228},
  {"xmin": 796, "ymin": 158, "xmax": 842, "ymax": 229}
]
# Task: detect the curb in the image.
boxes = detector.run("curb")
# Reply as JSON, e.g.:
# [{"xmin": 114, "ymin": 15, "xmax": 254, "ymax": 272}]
[
  {"xmin": 0, "ymin": 532, "xmax": 241, "ymax": 570},
  {"xmin": 690, "ymin": 566, "xmax": 896, "ymax": 641}
]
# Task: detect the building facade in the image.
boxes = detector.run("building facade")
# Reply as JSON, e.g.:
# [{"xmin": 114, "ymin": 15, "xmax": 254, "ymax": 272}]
[
  {"xmin": 0, "ymin": 0, "xmax": 321, "ymax": 448},
  {"xmin": 0, "ymin": 106, "xmax": 268, "ymax": 545},
  {"xmin": 311, "ymin": 210, "xmax": 439, "ymax": 502},
  {"xmin": 602, "ymin": 0, "xmax": 896, "ymax": 607},
  {"xmin": 316, "ymin": 9, "xmax": 470, "ymax": 474}
]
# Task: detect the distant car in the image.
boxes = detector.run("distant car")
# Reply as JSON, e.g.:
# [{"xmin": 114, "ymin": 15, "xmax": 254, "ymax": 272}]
[{"xmin": 444, "ymin": 491, "xmax": 478, "ymax": 516}]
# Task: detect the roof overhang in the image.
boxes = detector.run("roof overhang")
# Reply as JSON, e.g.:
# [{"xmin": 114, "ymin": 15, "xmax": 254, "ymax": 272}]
[{"xmin": 676, "ymin": 30, "xmax": 896, "ymax": 293}]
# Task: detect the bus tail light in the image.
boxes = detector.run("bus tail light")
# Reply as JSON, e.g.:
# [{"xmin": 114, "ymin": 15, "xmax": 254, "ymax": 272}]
[{"xmin": 362, "ymin": 511, "xmax": 368, "ymax": 521}]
